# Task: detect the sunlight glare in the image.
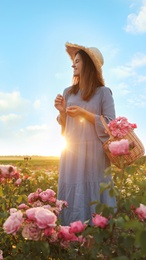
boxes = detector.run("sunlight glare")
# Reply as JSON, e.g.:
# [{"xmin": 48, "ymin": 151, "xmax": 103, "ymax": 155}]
[{"xmin": 54, "ymin": 136, "xmax": 67, "ymax": 156}]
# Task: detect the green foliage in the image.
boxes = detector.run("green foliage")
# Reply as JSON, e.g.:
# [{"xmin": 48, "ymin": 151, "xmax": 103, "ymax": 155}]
[{"xmin": 1, "ymin": 156, "xmax": 146, "ymax": 259}]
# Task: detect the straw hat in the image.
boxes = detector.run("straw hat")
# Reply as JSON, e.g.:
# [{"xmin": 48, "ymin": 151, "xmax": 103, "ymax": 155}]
[{"xmin": 65, "ymin": 42, "xmax": 104, "ymax": 72}]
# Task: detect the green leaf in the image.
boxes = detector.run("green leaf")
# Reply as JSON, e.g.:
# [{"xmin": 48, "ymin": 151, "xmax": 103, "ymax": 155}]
[
  {"xmin": 0, "ymin": 185, "xmax": 3, "ymax": 196},
  {"xmin": 100, "ymin": 182, "xmax": 111, "ymax": 194},
  {"xmin": 140, "ymin": 230, "xmax": 146, "ymax": 254}
]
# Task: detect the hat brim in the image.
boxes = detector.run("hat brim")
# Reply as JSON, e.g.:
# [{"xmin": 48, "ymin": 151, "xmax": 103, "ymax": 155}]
[{"xmin": 65, "ymin": 42, "xmax": 104, "ymax": 72}]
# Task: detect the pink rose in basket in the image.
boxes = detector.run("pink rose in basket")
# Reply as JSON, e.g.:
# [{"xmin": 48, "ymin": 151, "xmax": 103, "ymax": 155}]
[
  {"xmin": 108, "ymin": 117, "xmax": 137, "ymax": 138},
  {"xmin": 109, "ymin": 139, "xmax": 130, "ymax": 156}
]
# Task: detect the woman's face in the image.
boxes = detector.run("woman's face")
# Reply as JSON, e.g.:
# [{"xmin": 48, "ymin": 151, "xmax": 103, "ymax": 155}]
[{"xmin": 72, "ymin": 53, "xmax": 83, "ymax": 77}]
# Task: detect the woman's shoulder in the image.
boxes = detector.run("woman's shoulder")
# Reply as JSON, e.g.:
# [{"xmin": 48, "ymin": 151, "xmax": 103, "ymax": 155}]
[
  {"xmin": 96, "ymin": 86, "xmax": 113, "ymax": 95},
  {"xmin": 63, "ymin": 86, "xmax": 71, "ymax": 95}
]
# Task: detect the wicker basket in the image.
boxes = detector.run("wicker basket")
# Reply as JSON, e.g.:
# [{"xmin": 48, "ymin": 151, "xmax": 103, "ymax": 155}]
[{"xmin": 100, "ymin": 115, "xmax": 145, "ymax": 169}]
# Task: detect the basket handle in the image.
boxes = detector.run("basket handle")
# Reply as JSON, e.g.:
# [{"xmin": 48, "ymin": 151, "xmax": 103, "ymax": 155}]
[{"xmin": 100, "ymin": 115, "xmax": 112, "ymax": 137}]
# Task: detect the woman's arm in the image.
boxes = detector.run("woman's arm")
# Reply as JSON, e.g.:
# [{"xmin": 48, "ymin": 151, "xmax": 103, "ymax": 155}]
[{"xmin": 66, "ymin": 106, "xmax": 95, "ymax": 124}]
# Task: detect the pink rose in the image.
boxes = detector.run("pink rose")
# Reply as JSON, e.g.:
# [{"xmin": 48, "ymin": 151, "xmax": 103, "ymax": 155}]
[
  {"xmin": 70, "ymin": 220, "xmax": 87, "ymax": 233},
  {"xmin": 22, "ymin": 222, "xmax": 41, "ymax": 241},
  {"xmin": 39, "ymin": 189, "xmax": 56, "ymax": 202},
  {"xmin": 18, "ymin": 203, "xmax": 29, "ymax": 210},
  {"xmin": 107, "ymin": 117, "xmax": 137, "ymax": 138},
  {"xmin": 3, "ymin": 210, "xmax": 24, "ymax": 235},
  {"xmin": 0, "ymin": 177, "xmax": 5, "ymax": 184},
  {"xmin": 0, "ymin": 165, "xmax": 17, "ymax": 178},
  {"xmin": 33, "ymin": 200, "xmax": 44, "ymax": 207},
  {"xmin": 35, "ymin": 208, "xmax": 57, "ymax": 229},
  {"xmin": 55, "ymin": 199, "xmax": 68, "ymax": 211},
  {"xmin": 109, "ymin": 139, "xmax": 130, "ymax": 156},
  {"xmin": 14, "ymin": 178, "xmax": 22, "ymax": 186},
  {"xmin": 92, "ymin": 214, "xmax": 108, "ymax": 228},
  {"xmin": 0, "ymin": 250, "xmax": 3, "ymax": 260},
  {"xmin": 44, "ymin": 227, "xmax": 55, "ymax": 236},
  {"xmin": 10, "ymin": 208, "xmax": 17, "ymax": 214},
  {"xmin": 58, "ymin": 226, "xmax": 78, "ymax": 241},
  {"xmin": 28, "ymin": 192, "xmax": 39, "ymax": 203},
  {"xmin": 135, "ymin": 204, "xmax": 146, "ymax": 221},
  {"xmin": 36, "ymin": 188, "xmax": 42, "ymax": 193},
  {"xmin": 26, "ymin": 207, "xmax": 39, "ymax": 221},
  {"xmin": 77, "ymin": 235, "xmax": 86, "ymax": 244},
  {"xmin": 48, "ymin": 231, "xmax": 58, "ymax": 243}
]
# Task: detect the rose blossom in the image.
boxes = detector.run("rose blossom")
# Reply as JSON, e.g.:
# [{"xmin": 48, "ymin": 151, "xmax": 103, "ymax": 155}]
[
  {"xmin": 92, "ymin": 214, "xmax": 108, "ymax": 228},
  {"xmin": 109, "ymin": 139, "xmax": 130, "ymax": 156},
  {"xmin": 10, "ymin": 208, "xmax": 17, "ymax": 214},
  {"xmin": 135, "ymin": 204, "xmax": 146, "ymax": 221},
  {"xmin": 14, "ymin": 178, "xmax": 22, "ymax": 186},
  {"xmin": 55, "ymin": 199, "xmax": 68, "ymax": 212},
  {"xmin": 44, "ymin": 226, "xmax": 55, "ymax": 236},
  {"xmin": 39, "ymin": 189, "xmax": 56, "ymax": 202},
  {"xmin": 26, "ymin": 207, "xmax": 39, "ymax": 221},
  {"xmin": 22, "ymin": 222, "xmax": 41, "ymax": 241},
  {"xmin": 35, "ymin": 207, "xmax": 57, "ymax": 229},
  {"xmin": 28, "ymin": 192, "xmax": 39, "ymax": 203},
  {"xmin": 77, "ymin": 235, "xmax": 86, "ymax": 244},
  {"xmin": 0, "ymin": 165, "xmax": 17, "ymax": 178},
  {"xmin": 69, "ymin": 220, "xmax": 87, "ymax": 233},
  {"xmin": 18, "ymin": 203, "xmax": 29, "ymax": 210},
  {"xmin": 48, "ymin": 231, "xmax": 58, "ymax": 243},
  {"xmin": 58, "ymin": 226, "xmax": 78, "ymax": 241},
  {"xmin": 108, "ymin": 117, "xmax": 137, "ymax": 138},
  {"xmin": 33, "ymin": 200, "xmax": 44, "ymax": 207},
  {"xmin": 0, "ymin": 250, "xmax": 3, "ymax": 260},
  {"xmin": 3, "ymin": 210, "xmax": 24, "ymax": 235}
]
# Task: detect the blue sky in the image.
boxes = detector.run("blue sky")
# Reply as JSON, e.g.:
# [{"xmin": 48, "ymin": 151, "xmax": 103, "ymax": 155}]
[{"xmin": 0, "ymin": 0, "xmax": 146, "ymax": 156}]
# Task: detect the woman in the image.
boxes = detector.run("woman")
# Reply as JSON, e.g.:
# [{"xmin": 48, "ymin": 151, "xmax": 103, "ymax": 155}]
[{"xmin": 54, "ymin": 42, "xmax": 116, "ymax": 226}]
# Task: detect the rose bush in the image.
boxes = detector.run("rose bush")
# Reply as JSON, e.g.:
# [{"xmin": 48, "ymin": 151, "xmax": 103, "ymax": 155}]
[{"xmin": 1, "ymin": 154, "xmax": 146, "ymax": 259}]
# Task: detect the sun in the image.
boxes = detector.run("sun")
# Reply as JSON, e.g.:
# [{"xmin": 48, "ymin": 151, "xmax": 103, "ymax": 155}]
[
  {"xmin": 51, "ymin": 136, "xmax": 67, "ymax": 156},
  {"xmin": 60, "ymin": 136, "xmax": 67, "ymax": 151}
]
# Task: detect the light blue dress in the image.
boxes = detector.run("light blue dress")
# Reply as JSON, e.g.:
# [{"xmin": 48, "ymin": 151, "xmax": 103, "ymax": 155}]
[{"xmin": 57, "ymin": 86, "xmax": 116, "ymax": 225}]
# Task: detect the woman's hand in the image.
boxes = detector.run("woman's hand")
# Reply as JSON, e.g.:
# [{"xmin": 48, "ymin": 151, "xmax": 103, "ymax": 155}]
[
  {"xmin": 54, "ymin": 94, "xmax": 66, "ymax": 113},
  {"xmin": 66, "ymin": 106, "xmax": 95, "ymax": 124},
  {"xmin": 66, "ymin": 106, "xmax": 84, "ymax": 117}
]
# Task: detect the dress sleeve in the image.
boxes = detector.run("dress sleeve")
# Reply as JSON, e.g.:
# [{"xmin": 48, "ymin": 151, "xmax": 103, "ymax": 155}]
[
  {"xmin": 95, "ymin": 87, "xmax": 116, "ymax": 143},
  {"xmin": 56, "ymin": 87, "xmax": 70, "ymax": 125}
]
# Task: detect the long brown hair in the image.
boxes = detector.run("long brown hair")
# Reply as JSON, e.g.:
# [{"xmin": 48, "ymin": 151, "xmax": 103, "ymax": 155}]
[{"xmin": 68, "ymin": 50, "xmax": 105, "ymax": 101}]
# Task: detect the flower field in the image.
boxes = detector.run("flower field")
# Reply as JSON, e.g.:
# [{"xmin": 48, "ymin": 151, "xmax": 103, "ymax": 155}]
[{"xmin": 1, "ymin": 155, "xmax": 146, "ymax": 259}]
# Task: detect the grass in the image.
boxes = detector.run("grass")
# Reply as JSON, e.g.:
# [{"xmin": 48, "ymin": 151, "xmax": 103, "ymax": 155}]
[{"xmin": 0, "ymin": 155, "xmax": 60, "ymax": 171}]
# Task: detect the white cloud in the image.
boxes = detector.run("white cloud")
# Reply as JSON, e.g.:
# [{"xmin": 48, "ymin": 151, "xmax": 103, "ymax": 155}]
[
  {"xmin": 33, "ymin": 99, "xmax": 41, "ymax": 109},
  {"xmin": 110, "ymin": 66, "xmax": 135, "ymax": 78},
  {"xmin": 112, "ymin": 83, "xmax": 131, "ymax": 95},
  {"xmin": 136, "ymin": 75, "xmax": 146, "ymax": 82},
  {"xmin": 0, "ymin": 113, "xmax": 22, "ymax": 123},
  {"xmin": 130, "ymin": 53, "xmax": 146, "ymax": 68},
  {"xmin": 26, "ymin": 124, "xmax": 48, "ymax": 132},
  {"xmin": 111, "ymin": 52, "xmax": 146, "ymax": 80},
  {"xmin": 0, "ymin": 91, "xmax": 30, "ymax": 112},
  {"xmin": 125, "ymin": 0, "xmax": 146, "ymax": 34},
  {"xmin": 127, "ymin": 94, "xmax": 146, "ymax": 107}
]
